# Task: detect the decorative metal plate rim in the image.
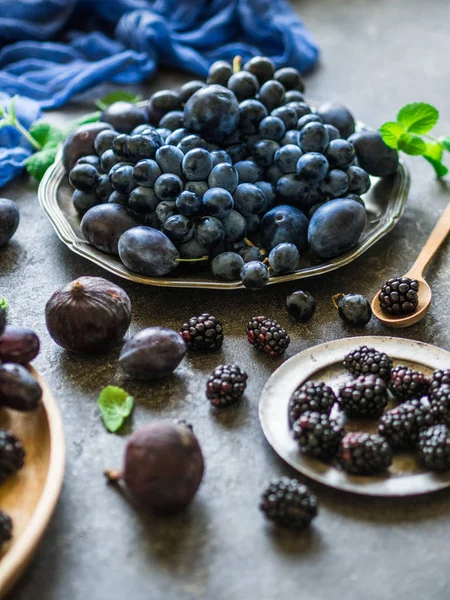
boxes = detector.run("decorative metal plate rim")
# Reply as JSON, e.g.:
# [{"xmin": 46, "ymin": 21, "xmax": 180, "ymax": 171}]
[{"xmin": 259, "ymin": 336, "xmax": 450, "ymax": 497}]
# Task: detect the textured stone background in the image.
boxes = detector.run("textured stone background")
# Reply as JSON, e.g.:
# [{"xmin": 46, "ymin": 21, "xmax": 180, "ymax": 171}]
[{"xmin": 3, "ymin": 0, "xmax": 450, "ymax": 598}]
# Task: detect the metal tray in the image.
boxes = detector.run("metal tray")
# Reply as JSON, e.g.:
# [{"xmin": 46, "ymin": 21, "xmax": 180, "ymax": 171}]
[
  {"xmin": 39, "ymin": 137, "xmax": 409, "ymax": 290},
  {"xmin": 259, "ymin": 336, "xmax": 450, "ymax": 497}
]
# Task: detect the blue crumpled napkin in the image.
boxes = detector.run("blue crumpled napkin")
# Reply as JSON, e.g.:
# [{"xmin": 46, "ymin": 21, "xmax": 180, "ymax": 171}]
[{"xmin": 0, "ymin": 0, "xmax": 319, "ymax": 187}]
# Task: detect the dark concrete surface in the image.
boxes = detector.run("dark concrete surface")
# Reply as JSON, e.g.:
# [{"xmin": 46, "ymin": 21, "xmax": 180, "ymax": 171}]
[{"xmin": 3, "ymin": 0, "xmax": 450, "ymax": 598}]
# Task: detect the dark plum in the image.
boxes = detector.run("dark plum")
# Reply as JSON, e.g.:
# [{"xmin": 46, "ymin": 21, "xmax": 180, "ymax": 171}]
[
  {"xmin": 45, "ymin": 276, "xmax": 132, "ymax": 353},
  {"xmin": 128, "ymin": 186, "xmax": 159, "ymax": 213},
  {"xmin": 211, "ymin": 252, "xmax": 244, "ymax": 281},
  {"xmin": 349, "ymin": 130, "xmax": 399, "ymax": 177},
  {"xmin": 202, "ymin": 188, "xmax": 234, "ymax": 219},
  {"xmin": 195, "ymin": 217, "xmax": 225, "ymax": 248},
  {"xmin": 63, "ymin": 122, "xmax": 112, "ymax": 171},
  {"xmin": 69, "ymin": 163, "xmax": 99, "ymax": 192},
  {"xmin": 275, "ymin": 145, "xmax": 303, "ymax": 174},
  {"xmin": 239, "ymin": 99, "xmax": 268, "ymax": 134},
  {"xmin": 326, "ymin": 139, "xmax": 356, "ymax": 168},
  {"xmin": 317, "ymin": 102, "xmax": 355, "ymax": 139},
  {"xmin": 243, "ymin": 56, "xmax": 275, "ymax": 84},
  {"xmin": 133, "ymin": 159, "xmax": 161, "ymax": 187},
  {"xmin": 184, "ymin": 85, "xmax": 240, "ymax": 142},
  {"xmin": 101, "ymin": 102, "xmax": 147, "ymax": 134},
  {"xmin": 261, "ymin": 205, "xmax": 309, "ymax": 252},
  {"xmin": 0, "ymin": 326, "xmax": 40, "ymax": 364},
  {"xmin": 0, "ymin": 199, "xmax": 20, "ymax": 247},
  {"xmin": 286, "ymin": 291, "xmax": 316, "ymax": 322},
  {"xmin": 274, "ymin": 67, "xmax": 304, "ymax": 92},
  {"xmin": 268, "ymin": 243, "xmax": 300, "ymax": 274},
  {"xmin": 163, "ymin": 215, "xmax": 194, "ymax": 243},
  {"xmin": 147, "ymin": 90, "xmax": 182, "ymax": 125},
  {"xmin": 207, "ymin": 61, "xmax": 233, "ymax": 86},
  {"xmin": 308, "ymin": 198, "xmax": 367, "ymax": 258},
  {"xmin": 227, "ymin": 71, "xmax": 259, "ymax": 101},
  {"xmin": 119, "ymin": 227, "xmax": 180, "ymax": 276},
  {"xmin": 233, "ymin": 183, "xmax": 266, "ymax": 216},
  {"xmin": 154, "ymin": 173, "xmax": 183, "ymax": 201},
  {"xmin": 240, "ymin": 261, "xmax": 270, "ymax": 290},
  {"xmin": 81, "ymin": 204, "xmax": 137, "ymax": 254},
  {"xmin": 0, "ymin": 363, "xmax": 42, "ymax": 411},
  {"xmin": 119, "ymin": 328, "xmax": 186, "ymax": 380},
  {"xmin": 347, "ymin": 165, "xmax": 371, "ymax": 195},
  {"xmin": 258, "ymin": 80, "xmax": 285, "ymax": 111},
  {"xmin": 155, "ymin": 145, "xmax": 184, "ymax": 176}
]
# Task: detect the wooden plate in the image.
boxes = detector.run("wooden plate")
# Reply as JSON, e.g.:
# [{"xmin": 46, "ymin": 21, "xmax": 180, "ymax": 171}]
[
  {"xmin": 0, "ymin": 368, "xmax": 65, "ymax": 598},
  {"xmin": 259, "ymin": 336, "xmax": 450, "ymax": 497}
]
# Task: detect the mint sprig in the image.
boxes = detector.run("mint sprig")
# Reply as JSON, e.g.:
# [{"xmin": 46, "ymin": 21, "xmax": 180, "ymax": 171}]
[
  {"xmin": 0, "ymin": 297, "xmax": 7, "ymax": 310},
  {"xmin": 97, "ymin": 386, "xmax": 134, "ymax": 433},
  {"xmin": 379, "ymin": 102, "xmax": 449, "ymax": 177},
  {"xmin": 95, "ymin": 91, "xmax": 142, "ymax": 111}
]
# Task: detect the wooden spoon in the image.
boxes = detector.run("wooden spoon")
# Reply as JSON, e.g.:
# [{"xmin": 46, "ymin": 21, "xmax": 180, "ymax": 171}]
[{"xmin": 372, "ymin": 201, "xmax": 450, "ymax": 328}]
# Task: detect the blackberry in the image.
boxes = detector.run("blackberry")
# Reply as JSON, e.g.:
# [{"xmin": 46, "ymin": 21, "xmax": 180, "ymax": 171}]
[
  {"xmin": 180, "ymin": 313, "xmax": 223, "ymax": 351},
  {"xmin": 0, "ymin": 510, "xmax": 12, "ymax": 547},
  {"xmin": 206, "ymin": 364, "xmax": 248, "ymax": 407},
  {"xmin": 390, "ymin": 365, "xmax": 428, "ymax": 402},
  {"xmin": 246, "ymin": 316, "xmax": 290, "ymax": 357},
  {"xmin": 343, "ymin": 345, "xmax": 392, "ymax": 382},
  {"xmin": 378, "ymin": 398, "xmax": 438, "ymax": 448},
  {"xmin": 431, "ymin": 385, "xmax": 450, "ymax": 410},
  {"xmin": 429, "ymin": 369, "xmax": 450, "ymax": 396},
  {"xmin": 292, "ymin": 411, "xmax": 344, "ymax": 460},
  {"xmin": 0, "ymin": 429, "xmax": 25, "ymax": 482},
  {"xmin": 259, "ymin": 477, "xmax": 317, "ymax": 529},
  {"xmin": 338, "ymin": 432, "xmax": 393, "ymax": 475},
  {"xmin": 378, "ymin": 276, "xmax": 419, "ymax": 315},
  {"xmin": 338, "ymin": 375, "xmax": 388, "ymax": 418},
  {"xmin": 418, "ymin": 425, "xmax": 450, "ymax": 471},
  {"xmin": 288, "ymin": 381, "xmax": 336, "ymax": 427}
]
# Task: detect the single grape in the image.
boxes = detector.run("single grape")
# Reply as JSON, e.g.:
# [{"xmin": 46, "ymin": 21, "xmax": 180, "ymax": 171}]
[
  {"xmin": 163, "ymin": 215, "xmax": 194, "ymax": 243},
  {"xmin": 128, "ymin": 187, "xmax": 159, "ymax": 213},
  {"xmin": 184, "ymin": 180, "xmax": 208, "ymax": 198},
  {"xmin": 286, "ymin": 291, "xmax": 316, "ymax": 322},
  {"xmin": 271, "ymin": 106, "xmax": 298, "ymax": 130},
  {"xmin": 126, "ymin": 134, "xmax": 158, "ymax": 162},
  {"xmin": 284, "ymin": 90, "xmax": 305, "ymax": 103},
  {"xmin": 298, "ymin": 122, "xmax": 329, "ymax": 154},
  {"xmin": 179, "ymin": 80, "xmax": 206, "ymax": 103},
  {"xmin": 233, "ymin": 160, "xmax": 262, "ymax": 184},
  {"xmin": 281, "ymin": 130, "xmax": 300, "ymax": 146},
  {"xmin": 211, "ymin": 252, "xmax": 244, "ymax": 281},
  {"xmin": 255, "ymin": 181, "xmax": 276, "ymax": 212},
  {"xmin": 147, "ymin": 90, "xmax": 182, "ymax": 125},
  {"xmin": 101, "ymin": 102, "xmax": 148, "ymax": 134},
  {"xmin": 276, "ymin": 174, "xmax": 310, "ymax": 208},
  {"xmin": 108, "ymin": 191, "xmax": 128, "ymax": 206},
  {"xmin": 326, "ymin": 139, "xmax": 356, "ymax": 169},
  {"xmin": 347, "ymin": 166, "xmax": 371, "ymax": 195},
  {"xmin": 208, "ymin": 163, "xmax": 239, "ymax": 193},
  {"xmin": 252, "ymin": 139, "xmax": 280, "ymax": 167},
  {"xmin": 182, "ymin": 148, "xmax": 213, "ymax": 181},
  {"xmin": 109, "ymin": 163, "xmax": 136, "ymax": 195},
  {"xmin": 268, "ymin": 243, "xmax": 299, "ymax": 274},
  {"xmin": 297, "ymin": 114, "xmax": 322, "ymax": 129},
  {"xmin": 133, "ymin": 159, "xmax": 162, "ymax": 187},
  {"xmin": 72, "ymin": 190, "xmax": 99, "ymax": 215},
  {"xmin": 100, "ymin": 149, "xmax": 120, "ymax": 172},
  {"xmin": 202, "ymin": 188, "xmax": 234, "ymax": 219},
  {"xmin": 69, "ymin": 163, "xmax": 99, "ymax": 192},
  {"xmin": 95, "ymin": 174, "xmax": 113, "ymax": 202},
  {"xmin": 233, "ymin": 183, "xmax": 266, "ymax": 216},
  {"xmin": 240, "ymin": 246, "xmax": 263, "ymax": 263},
  {"xmin": 155, "ymin": 200, "xmax": 178, "ymax": 227},
  {"xmin": 227, "ymin": 71, "xmax": 259, "ymax": 101},
  {"xmin": 207, "ymin": 61, "xmax": 233, "ymax": 86},
  {"xmin": 324, "ymin": 124, "xmax": 340, "ymax": 141},
  {"xmin": 165, "ymin": 128, "xmax": 190, "ymax": 146},
  {"xmin": 239, "ymin": 99, "xmax": 268, "ymax": 134},
  {"xmin": 285, "ymin": 101, "xmax": 311, "ymax": 119},
  {"xmin": 258, "ymin": 80, "xmax": 285, "ymax": 111},
  {"xmin": 154, "ymin": 173, "xmax": 184, "ymax": 201},
  {"xmin": 222, "ymin": 210, "xmax": 247, "ymax": 242},
  {"xmin": 274, "ymin": 145, "xmax": 303, "ymax": 174},
  {"xmin": 274, "ymin": 67, "xmax": 304, "ymax": 92},
  {"xmin": 156, "ymin": 128, "xmax": 171, "ymax": 142},
  {"xmin": 94, "ymin": 130, "xmax": 118, "ymax": 156},
  {"xmin": 296, "ymin": 152, "xmax": 329, "ymax": 182},
  {"xmin": 320, "ymin": 169, "xmax": 349, "ymax": 198},
  {"xmin": 184, "ymin": 85, "xmax": 240, "ymax": 142},
  {"xmin": 158, "ymin": 110, "xmax": 184, "ymax": 130},
  {"xmin": 177, "ymin": 135, "xmax": 208, "ymax": 154},
  {"xmin": 210, "ymin": 149, "xmax": 232, "ymax": 166},
  {"xmin": 240, "ymin": 261, "xmax": 270, "ymax": 290},
  {"xmin": 259, "ymin": 116, "xmax": 286, "ymax": 141},
  {"xmin": 176, "ymin": 190, "xmax": 203, "ymax": 217},
  {"xmin": 243, "ymin": 56, "xmax": 275, "ymax": 84},
  {"xmin": 195, "ymin": 216, "xmax": 225, "ymax": 248}
]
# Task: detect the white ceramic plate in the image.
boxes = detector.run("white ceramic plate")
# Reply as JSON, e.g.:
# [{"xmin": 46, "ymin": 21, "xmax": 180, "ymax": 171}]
[{"xmin": 259, "ymin": 336, "xmax": 450, "ymax": 497}]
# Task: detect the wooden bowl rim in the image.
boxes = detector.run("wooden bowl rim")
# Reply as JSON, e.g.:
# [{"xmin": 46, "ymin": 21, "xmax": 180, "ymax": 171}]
[{"xmin": 0, "ymin": 367, "xmax": 65, "ymax": 597}]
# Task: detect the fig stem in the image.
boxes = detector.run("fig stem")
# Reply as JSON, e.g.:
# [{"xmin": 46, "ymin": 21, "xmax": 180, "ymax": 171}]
[
  {"xmin": 332, "ymin": 293, "xmax": 345, "ymax": 310},
  {"xmin": 175, "ymin": 256, "xmax": 209, "ymax": 263},
  {"xmin": 104, "ymin": 469, "xmax": 122, "ymax": 482},
  {"xmin": 233, "ymin": 55, "xmax": 242, "ymax": 73},
  {"xmin": 71, "ymin": 281, "xmax": 85, "ymax": 296}
]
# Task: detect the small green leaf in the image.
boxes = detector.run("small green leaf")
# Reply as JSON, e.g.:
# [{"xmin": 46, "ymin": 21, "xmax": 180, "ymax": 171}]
[
  {"xmin": 29, "ymin": 121, "xmax": 64, "ymax": 148},
  {"xmin": 0, "ymin": 105, "xmax": 5, "ymax": 117},
  {"xmin": 379, "ymin": 122, "xmax": 405, "ymax": 149},
  {"xmin": 97, "ymin": 386, "xmax": 134, "ymax": 433},
  {"xmin": 396, "ymin": 102, "xmax": 439, "ymax": 134},
  {"xmin": 9, "ymin": 96, "xmax": 17, "ymax": 122},
  {"xmin": 424, "ymin": 141, "xmax": 443, "ymax": 162},
  {"xmin": 397, "ymin": 133, "xmax": 427, "ymax": 156},
  {"xmin": 95, "ymin": 91, "xmax": 142, "ymax": 110},
  {"xmin": 423, "ymin": 155, "xmax": 449, "ymax": 178},
  {"xmin": 440, "ymin": 136, "xmax": 450, "ymax": 152},
  {"xmin": 24, "ymin": 145, "xmax": 58, "ymax": 182},
  {"xmin": 0, "ymin": 297, "xmax": 7, "ymax": 310}
]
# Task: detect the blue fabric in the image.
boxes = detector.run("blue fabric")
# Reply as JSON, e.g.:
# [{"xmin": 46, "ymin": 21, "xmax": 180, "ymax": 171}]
[{"xmin": 0, "ymin": 0, "xmax": 319, "ymax": 187}]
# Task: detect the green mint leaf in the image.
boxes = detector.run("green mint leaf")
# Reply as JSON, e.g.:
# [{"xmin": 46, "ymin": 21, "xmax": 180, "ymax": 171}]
[
  {"xmin": 396, "ymin": 102, "xmax": 439, "ymax": 134},
  {"xmin": 423, "ymin": 155, "xmax": 449, "ymax": 178},
  {"xmin": 29, "ymin": 121, "xmax": 64, "ymax": 148},
  {"xmin": 0, "ymin": 105, "xmax": 5, "ymax": 117},
  {"xmin": 95, "ymin": 91, "xmax": 142, "ymax": 110},
  {"xmin": 9, "ymin": 96, "xmax": 17, "ymax": 122},
  {"xmin": 71, "ymin": 111, "xmax": 101, "ymax": 129},
  {"xmin": 24, "ymin": 145, "xmax": 58, "ymax": 182},
  {"xmin": 440, "ymin": 136, "xmax": 450, "ymax": 152},
  {"xmin": 0, "ymin": 297, "xmax": 7, "ymax": 310},
  {"xmin": 397, "ymin": 132, "xmax": 427, "ymax": 156},
  {"xmin": 424, "ymin": 141, "xmax": 443, "ymax": 162},
  {"xmin": 379, "ymin": 122, "xmax": 405, "ymax": 149},
  {"xmin": 97, "ymin": 385, "xmax": 134, "ymax": 433}
]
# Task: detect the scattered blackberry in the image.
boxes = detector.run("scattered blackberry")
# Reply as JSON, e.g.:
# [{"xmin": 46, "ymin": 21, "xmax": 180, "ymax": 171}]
[
  {"xmin": 343, "ymin": 345, "xmax": 392, "ymax": 382},
  {"xmin": 0, "ymin": 510, "xmax": 12, "ymax": 547},
  {"xmin": 180, "ymin": 313, "xmax": 223, "ymax": 351},
  {"xmin": 206, "ymin": 364, "xmax": 248, "ymax": 407},
  {"xmin": 390, "ymin": 365, "xmax": 428, "ymax": 402},
  {"xmin": 378, "ymin": 276, "xmax": 419, "ymax": 315},
  {"xmin": 338, "ymin": 374, "xmax": 388, "ymax": 418},
  {"xmin": 429, "ymin": 369, "xmax": 450, "ymax": 396},
  {"xmin": 292, "ymin": 411, "xmax": 344, "ymax": 460},
  {"xmin": 338, "ymin": 432, "xmax": 393, "ymax": 475},
  {"xmin": 0, "ymin": 429, "xmax": 25, "ymax": 482},
  {"xmin": 246, "ymin": 316, "xmax": 290, "ymax": 357},
  {"xmin": 418, "ymin": 425, "xmax": 450, "ymax": 471},
  {"xmin": 288, "ymin": 381, "xmax": 336, "ymax": 427},
  {"xmin": 259, "ymin": 477, "xmax": 318, "ymax": 529},
  {"xmin": 378, "ymin": 398, "xmax": 438, "ymax": 448}
]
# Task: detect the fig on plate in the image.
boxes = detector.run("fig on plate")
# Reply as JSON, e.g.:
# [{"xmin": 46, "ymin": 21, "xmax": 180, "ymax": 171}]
[
  {"xmin": 0, "ymin": 326, "xmax": 40, "ymax": 364},
  {"xmin": 119, "ymin": 327, "xmax": 186, "ymax": 380},
  {"xmin": 62, "ymin": 122, "xmax": 113, "ymax": 172},
  {"xmin": 45, "ymin": 276, "xmax": 132, "ymax": 353},
  {"xmin": 105, "ymin": 421, "xmax": 204, "ymax": 513},
  {"xmin": 0, "ymin": 363, "xmax": 42, "ymax": 411}
]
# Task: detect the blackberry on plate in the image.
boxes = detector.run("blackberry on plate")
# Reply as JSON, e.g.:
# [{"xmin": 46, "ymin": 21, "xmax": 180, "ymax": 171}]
[
  {"xmin": 339, "ymin": 375, "xmax": 388, "ymax": 418},
  {"xmin": 292, "ymin": 411, "xmax": 344, "ymax": 460},
  {"xmin": 390, "ymin": 365, "xmax": 428, "ymax": 402},
  {"xmin": 343, "ymin": 345, "xmax": 393, "ymax": 381},
  {"xmin": 0, "ymin": 510, "xmax": 12, "ymax": 547},
  {"xmin": 429, "ymin": 369, "xmax": 450, "ymax": 395},
  {"xmin": 418, "ymin": 425, "xmax": 450, "ymax": 471},
  {"xmin": 0, "ymin": 429, "xmax": 25, "ymax": 482},
  {"xmin": 259, "ymin": 477, "xmax": 317, "ymax": 529},
  {"xmin": 431, "ymin": 385, "xmax": 450, "ymax": 409},
  {"xmin": 180, "ymin": 313, "xmax": 223, "ymax": 351},
  {"xmin": 247, "ymin": 316, "xmax": 290, "ymax": 357},
  {"xmin": 206, "ymin": 364, "xmax": 248, "ymax": 407},
  {"xmin": 288, "ymin": 381, "xmax": 336, "ymax": 427},
  {"xmin": 378, "ymin": 277, "xmax": 419, "ymax": 315},
  {"xmin": 338, "ymin": 432, "xmax": 393, "ymax": 475},
  {"xmin": 378, "ymin": 398, "xmax": 438, "ymax": 448}
]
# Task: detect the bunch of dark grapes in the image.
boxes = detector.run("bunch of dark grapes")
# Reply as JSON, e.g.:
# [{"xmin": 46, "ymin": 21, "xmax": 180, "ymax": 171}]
[{"xmin": 67, "ymin": 56, "xmax": 375, "ymax": 289}]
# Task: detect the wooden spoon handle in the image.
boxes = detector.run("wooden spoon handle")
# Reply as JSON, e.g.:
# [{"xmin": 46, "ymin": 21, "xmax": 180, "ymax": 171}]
[{"xmin": 407, "ymin": 202, "xmax": 450, "ymax": 279}]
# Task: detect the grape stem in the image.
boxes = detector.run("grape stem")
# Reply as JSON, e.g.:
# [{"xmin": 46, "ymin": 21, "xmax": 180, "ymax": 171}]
[
  {"xmin": 175, "ymin": 256, "xmax": 209, "ymax": 263},
  {"xmin": 233, "ymin": 56, "xmax": 242, "ymax": 74},
  {"xmin": 332, "ymin": 293, "xmax": 345, "ymax": 310}
]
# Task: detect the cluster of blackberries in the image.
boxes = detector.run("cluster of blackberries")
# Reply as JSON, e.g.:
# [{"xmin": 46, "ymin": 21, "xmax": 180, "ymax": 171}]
[{"xmin": 65, "ymin": 55, "xmax": 393, "ymax": 290}]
